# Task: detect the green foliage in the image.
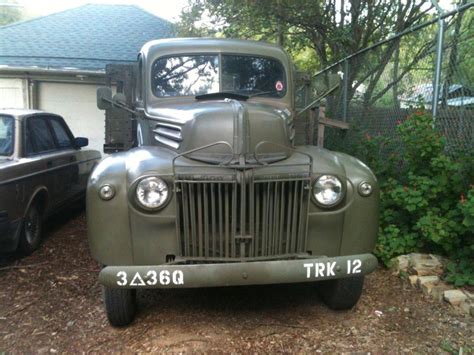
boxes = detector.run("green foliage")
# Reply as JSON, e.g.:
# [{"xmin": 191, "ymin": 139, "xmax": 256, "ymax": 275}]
[
  {"xmin": 0, "ymin": 0, "xmax": 23, "ymax": 26},
  {"xmin": 461, "ymin": 187, "xmax": 474, "ymax": 231},
  {"xmin": 348, "ymin": 110, "xmax": 473, "ymax": 286}
]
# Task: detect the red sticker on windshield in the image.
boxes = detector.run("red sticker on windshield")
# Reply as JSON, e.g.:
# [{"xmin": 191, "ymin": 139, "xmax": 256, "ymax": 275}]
[{"xmin": 275, "ymin": 80, "xmax": 284, "ymax": 91}]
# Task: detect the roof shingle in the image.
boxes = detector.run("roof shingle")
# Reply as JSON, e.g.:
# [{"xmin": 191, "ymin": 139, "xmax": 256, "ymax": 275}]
[{"xmin": 0, "ymin": 4, "xmax": 174, "ymax": 71}]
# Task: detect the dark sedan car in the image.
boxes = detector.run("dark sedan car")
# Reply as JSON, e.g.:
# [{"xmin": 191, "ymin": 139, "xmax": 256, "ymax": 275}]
[{"xmin": 0, "ymin": 109, "xmax": 101, "ymax": 254}]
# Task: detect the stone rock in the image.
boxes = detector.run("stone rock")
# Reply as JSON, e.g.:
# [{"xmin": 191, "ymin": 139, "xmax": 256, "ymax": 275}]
[
  {"xmin": 391, "ymin": 255, "xmax": 410, "ymax": 273},
  {"xmin": 460, "ymin": 300, "xmax": 474, "ymax": 316},
  {"xmin": 417, "ymin": 276, "xmax": 438, "ymax": 292},
  {"xmin": 409, "ymin": 275, "xmax": 419, "ymax": 287},
  {"xmin": 443, "ymin": 290, "xmax": 468, "ymax": 306},
  {"xmin": 464, "ymin": 290, "xmax": 474, "ymax": 300},
  {"xmin": 417, "ymin": 276, "xmax": 439, "ymax": 295},
  {"xmin": 409, "ymin": 253, "xmax": 444, "ymax": 276},
  {"xmin": 417, "ymin": 275, "xmax": 439, "ymax": 286},
  {"xmin": 431, "ymin": 282, "xmax": 452, "ymax": 302}
]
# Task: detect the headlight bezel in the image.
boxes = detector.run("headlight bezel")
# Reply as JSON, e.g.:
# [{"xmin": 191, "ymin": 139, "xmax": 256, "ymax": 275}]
[
  {"xmin": 311, "ymin": 174, "xmax": 345, "ymax": 208},
  {"xmin": 131, "ymin": 175, "xmax": 171, "ymax": 212}
]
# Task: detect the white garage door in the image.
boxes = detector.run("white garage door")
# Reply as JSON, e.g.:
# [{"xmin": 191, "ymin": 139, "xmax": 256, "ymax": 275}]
[
  {"xmin": 0, "ymin": 78, "xmax": 27, "ymax": 109},
  {"xmin": 38, "ymin": 82, "xmax": 104, "ymax": 153}
]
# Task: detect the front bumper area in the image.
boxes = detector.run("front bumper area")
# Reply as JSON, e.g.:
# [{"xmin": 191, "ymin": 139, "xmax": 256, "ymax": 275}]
[
  {"xmin": 99, "ymin": 253, "xmax": 378, "ymax": 289},
  {"xmin": 0, "ymin": 214, "xmax": 21, "ymax": 253}
]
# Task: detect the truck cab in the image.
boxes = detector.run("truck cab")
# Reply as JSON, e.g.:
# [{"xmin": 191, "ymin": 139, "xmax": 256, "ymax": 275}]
[{"xmin": 88, "ymin": 38, "xmax": 379, "ymax": 327}]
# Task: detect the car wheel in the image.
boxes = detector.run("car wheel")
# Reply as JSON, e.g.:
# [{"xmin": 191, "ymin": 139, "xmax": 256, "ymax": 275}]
[
  {"xmin": 103, "ymin": 286, "xmax": 137, "ymax": 327},
  {"xmin": 318, "ymin": 276, "xmax": 364, "ymax": 310},
  {"xmin": 18, "ymin": 203, "xmax": 43, "ymax": 255}
]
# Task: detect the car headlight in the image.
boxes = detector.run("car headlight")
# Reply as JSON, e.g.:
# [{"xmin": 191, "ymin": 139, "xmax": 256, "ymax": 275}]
[
  {"xmin": 135, "ymin": 177, "xmax": 169, "ymax": 210},
  {"xmin": 313, "ymin": 175, "xmax": 344, "ymax": 207}
]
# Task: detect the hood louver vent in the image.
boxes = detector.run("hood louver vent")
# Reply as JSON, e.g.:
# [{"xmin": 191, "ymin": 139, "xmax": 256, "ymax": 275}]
[{"xmin": 153, "ymin": 123, "xmax": 182, "ymax": 150}]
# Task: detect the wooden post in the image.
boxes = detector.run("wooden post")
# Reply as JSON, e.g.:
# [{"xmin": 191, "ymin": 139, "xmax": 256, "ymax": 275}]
[
  {"xmin": 308, "ymin": 107, "xmax": 316, "ymax": 145},
  {"xmin": 317, "ymin": 105, "xmax": 326, "ymax": 147}
]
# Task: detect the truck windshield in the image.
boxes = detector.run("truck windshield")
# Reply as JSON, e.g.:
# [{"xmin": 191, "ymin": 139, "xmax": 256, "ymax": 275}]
[
  {"xmin": 151, "ymin": 54, "xmax": 286, "ymax": 98},
  {"xmin": 0, "ymin": 115, "xmax": 14, "ymax": 156}
]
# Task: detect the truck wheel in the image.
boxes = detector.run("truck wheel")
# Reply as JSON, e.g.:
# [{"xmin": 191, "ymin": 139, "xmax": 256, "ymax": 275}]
[
  {"xmin": 103, "ymin": 287, "xmax": 136, "ymax": 327},
  {"xmin": 318, "ymin": 276, "xmax": 364, "ymax": 310},
  {"xmin": 18, "ymin": 203, "xmax": 43, "ymax": 255}
]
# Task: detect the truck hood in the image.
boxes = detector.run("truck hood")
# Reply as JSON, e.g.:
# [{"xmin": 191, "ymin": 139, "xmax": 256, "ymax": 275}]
[{"xmin": 146, "ymin": 99, "xmax": 294, "ymax": 164}]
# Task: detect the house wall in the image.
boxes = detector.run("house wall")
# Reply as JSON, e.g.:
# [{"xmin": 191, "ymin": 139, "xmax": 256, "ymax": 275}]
[
  {"xmin": 38, "ymin": 82, "xmax": 105, "ymax": 153},
  {"xmin": 0, "ymin": 78, "xmax": 28, "ymax": 109},
  {"xmin": 0, "ymin": 73, "xmax": 107, "ymax": 154}
]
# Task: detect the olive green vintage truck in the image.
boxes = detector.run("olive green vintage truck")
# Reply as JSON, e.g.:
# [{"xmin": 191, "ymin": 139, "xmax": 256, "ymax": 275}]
[{"xmin": 89, "ymin": 38, "xmax": 379, "ymax": 326}]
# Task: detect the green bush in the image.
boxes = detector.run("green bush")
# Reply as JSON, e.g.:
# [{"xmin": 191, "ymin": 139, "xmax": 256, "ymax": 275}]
[{"xmin": 346, "ymin": 110, "xmax": 474, "ymax": 286}]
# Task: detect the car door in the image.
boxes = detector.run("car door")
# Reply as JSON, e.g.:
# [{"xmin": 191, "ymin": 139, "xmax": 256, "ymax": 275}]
[
  {"xmin": 46, "ymin": 116, "xmax": 81, "ymax": 200},
  {"xmin": 25, "ymin": 115, "xmax": 75, "ymax": 210}
]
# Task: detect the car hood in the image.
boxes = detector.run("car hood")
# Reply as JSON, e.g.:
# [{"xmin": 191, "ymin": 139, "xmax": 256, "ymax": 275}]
[
  {"xmin": 145, "ymin": 99, "xmax": 293, "ymax": 164},
  {"xmin": 0, "ymin": 157, "xmax": 15, "ymax": 167}
]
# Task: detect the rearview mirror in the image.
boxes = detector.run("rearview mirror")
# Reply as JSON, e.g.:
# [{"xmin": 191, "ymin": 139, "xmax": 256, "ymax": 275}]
[
  {"xmin": 97, "ymin": 87, "xmax": 112, "ymax": 110},
  {"xmin": 75, "ymin": 137, "xmax": 89, "ymax": 148}
]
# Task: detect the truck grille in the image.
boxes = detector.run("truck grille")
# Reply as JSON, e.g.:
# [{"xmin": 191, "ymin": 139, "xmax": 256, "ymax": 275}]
[{"xmin": 175, "ymin": 175, "xmax": 310, "ymax": 260}]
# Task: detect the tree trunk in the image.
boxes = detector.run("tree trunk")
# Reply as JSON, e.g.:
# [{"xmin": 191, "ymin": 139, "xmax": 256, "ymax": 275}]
[{"xmin": 392, "ymin": 40, "xmax": 400, "ymax": 109}]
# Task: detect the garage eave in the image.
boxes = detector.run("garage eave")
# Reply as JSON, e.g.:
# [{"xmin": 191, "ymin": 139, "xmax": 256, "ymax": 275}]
[{"xmin": 0, "ymin": 65, "xmax": 106, "ymax": 76}]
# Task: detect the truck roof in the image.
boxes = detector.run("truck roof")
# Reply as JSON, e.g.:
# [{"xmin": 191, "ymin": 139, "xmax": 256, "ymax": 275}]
[{"xmin": 141, "ymin": 38, "xmax": 290, "ymax": 64}]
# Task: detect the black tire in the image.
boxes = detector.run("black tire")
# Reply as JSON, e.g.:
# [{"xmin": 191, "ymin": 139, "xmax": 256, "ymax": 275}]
[
  {"xmin": 318, "ymin": 276, "xmax": 364, "ymax": 310},
  {"xmin": 103, "ymin": 286, "xmax": 137, "ymax": 327},
  {"xmin": 18, "ymin": 203, "xmax": 43, "ymax": 255}
]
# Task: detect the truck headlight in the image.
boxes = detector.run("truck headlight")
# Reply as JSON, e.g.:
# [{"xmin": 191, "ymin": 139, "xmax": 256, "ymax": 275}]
[
  {"xmin": 313, "ymin": 175, "xmax": 343, "ymax": 207},
  {"xmin": 135, "ymin": 177, "xmax": 169, "ymax": 210}
]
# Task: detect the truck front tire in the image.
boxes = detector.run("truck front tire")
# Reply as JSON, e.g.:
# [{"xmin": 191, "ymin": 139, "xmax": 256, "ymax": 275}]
[
  {"xmin": 103, "ymin": 287, "xmax": 137, "ymax": 327},
  {"xmin": 318, "ymin": 276, "xmax": 364, "ymax": 310}
]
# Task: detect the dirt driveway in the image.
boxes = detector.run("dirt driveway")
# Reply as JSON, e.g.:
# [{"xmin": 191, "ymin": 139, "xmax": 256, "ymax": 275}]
[{"xmin": 0, "ymin": 209, "xmax": 472, "ymax": 353}]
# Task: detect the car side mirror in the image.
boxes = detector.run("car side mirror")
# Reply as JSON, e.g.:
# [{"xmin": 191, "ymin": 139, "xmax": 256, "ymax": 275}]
[
  {"xmin": 97, "ymin": 87, "xmax": 113, "ymax": 110},
  {"xmin": 75, "ymin": 137, "xmax": 89, "ymax": 148}
]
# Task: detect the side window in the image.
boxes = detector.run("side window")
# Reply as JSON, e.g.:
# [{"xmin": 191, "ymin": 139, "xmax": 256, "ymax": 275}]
[
  {"xmin": 25, "ymin": 124, "xmax": 33, "ymax": 155},
  {"xmin": 26, "ymin": 117, "xmax": 56, "ymax": 154},
  {"xmin": 49, "ymin": 118, "xmax": 73, "ymax": 149}
]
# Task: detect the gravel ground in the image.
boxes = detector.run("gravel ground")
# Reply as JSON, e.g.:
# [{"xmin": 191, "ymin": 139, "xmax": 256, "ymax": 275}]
[{"xmin": 0, "ymin": 209, "xmax": 472, "ymax": 353}]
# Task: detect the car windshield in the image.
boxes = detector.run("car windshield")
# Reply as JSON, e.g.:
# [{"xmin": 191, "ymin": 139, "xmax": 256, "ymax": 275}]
[
  {"xmin": 151, "ymin": 54, "xmax": 286, "ymax": 98},
  {"xmin": 0, "ymin": 115, "xmax": 14, "ymax": 156}
]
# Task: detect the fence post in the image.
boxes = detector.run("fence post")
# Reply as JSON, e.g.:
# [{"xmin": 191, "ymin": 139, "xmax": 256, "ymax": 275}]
[
  {"xmin": 432, "ymin": 18, "xmax": 445, "ymax": 121},
  {"xmin": 342, "ymin": 59, "xmax": 349, "ymax": 122},
  {"xmin": 307, "ymin": 106, "xmax": 316, "ymax": 145}
]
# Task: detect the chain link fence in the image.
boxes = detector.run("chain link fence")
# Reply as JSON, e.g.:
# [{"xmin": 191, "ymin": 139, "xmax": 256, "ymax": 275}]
[{"xmin": 295, "ymin": 3, "xmax": 473, "ymax": 157}]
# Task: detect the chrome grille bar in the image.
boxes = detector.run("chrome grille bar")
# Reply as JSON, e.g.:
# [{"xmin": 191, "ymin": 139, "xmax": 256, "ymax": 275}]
[{"xmin": 175, "ymin": 174, "xmax": 310, "ymax": 260}]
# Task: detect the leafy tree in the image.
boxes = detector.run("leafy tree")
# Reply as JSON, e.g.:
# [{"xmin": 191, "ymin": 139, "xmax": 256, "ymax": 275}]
[
  {"xmin": 178, "ymin": 1, "xmax": 438, "ymax": 110},
  {"xmin": 0, "ymin": 0, "xmax": 23, "ymax": 26},
  {"xmin": 442, "ymin": 0, "xmax": 473, "ymax": 106}
]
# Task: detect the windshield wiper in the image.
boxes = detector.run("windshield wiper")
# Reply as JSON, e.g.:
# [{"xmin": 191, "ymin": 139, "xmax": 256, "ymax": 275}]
[
  {"xmin": 195, "ymin": 92, "xmax": 249, "ymax": 101},
  {"xmin": 249, "ymin": 90, "xmax": 282, "ymax": 98}
]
